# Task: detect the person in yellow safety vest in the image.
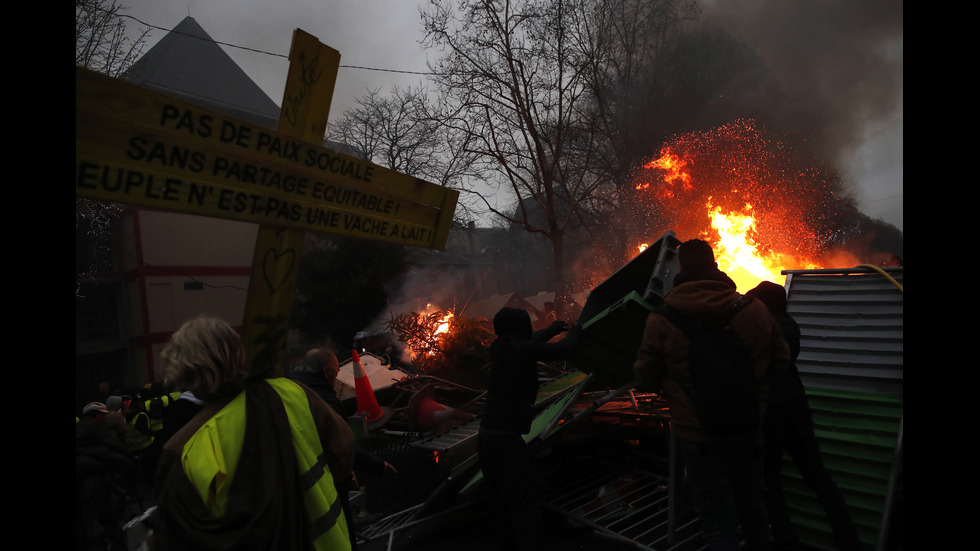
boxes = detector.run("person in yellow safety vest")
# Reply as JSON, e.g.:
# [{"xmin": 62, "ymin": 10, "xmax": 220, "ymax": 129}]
[
  {"xmin": 124, "ymin": 408, "xmax": 154, "ymax": 453},
  {"xmin": 147, "ymin": 315, "xmax": 355, "ymax": 551},
  {"xmin": 143, "ymin": 391, "xmax": 182, "ymax": 433}
]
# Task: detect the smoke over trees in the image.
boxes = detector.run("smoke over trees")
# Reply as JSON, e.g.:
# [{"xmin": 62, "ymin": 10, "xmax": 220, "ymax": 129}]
[
  {"xmin": 698, "ymin": 0, "xmax": 903, "ymax": 162},
  {"xmin": 696, "ymin": 0, "xmax": 903, "ymax": 230},
  {"xmin": 419, "ymin": 0, "xmax": 723, "ymax": 314},
  {"xmin": 328, "ymin": 0, "xmax": 901, "ymax": 314}
]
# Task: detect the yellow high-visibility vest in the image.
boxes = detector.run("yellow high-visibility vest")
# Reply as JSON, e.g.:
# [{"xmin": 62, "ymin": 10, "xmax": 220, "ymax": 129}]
[
  {"xmin": 181, "ymin": 379, "xmax": 350, "ymax": 551},
  {"xmin": 125, "ymin": 411, "xmax": 154, "ymax": 451},
  {"xmin": 144, "ymin": 392, "xmax": 181, "ymax": 433}
]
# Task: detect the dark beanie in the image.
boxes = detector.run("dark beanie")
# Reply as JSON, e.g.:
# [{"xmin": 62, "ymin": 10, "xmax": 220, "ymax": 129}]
[
  {"xmin": 493, "ymin": 307, "xmax": 532, "ymax": 339},
  {"xmin": 746, "ymin": 280, "xmax": 788, "ymax": 314},
  {"xmin": 678, "ymin": 239, "xmax": 717, "ymax": 271}
]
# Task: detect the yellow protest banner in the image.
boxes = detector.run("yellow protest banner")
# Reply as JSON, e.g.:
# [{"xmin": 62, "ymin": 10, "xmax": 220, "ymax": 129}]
[
  {"xmin": 75, "ymin": 66, "xmax": 458, "ymax": 249},
  {"xmin": 75, "ymin": 29, "xmax": 460, "ymax": 378}
]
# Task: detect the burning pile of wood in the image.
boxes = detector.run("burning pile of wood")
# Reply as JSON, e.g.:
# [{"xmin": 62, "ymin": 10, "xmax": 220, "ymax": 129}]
[{"xmin": 387, "ymin": 307, "xmax": 493, "ymax": 378}]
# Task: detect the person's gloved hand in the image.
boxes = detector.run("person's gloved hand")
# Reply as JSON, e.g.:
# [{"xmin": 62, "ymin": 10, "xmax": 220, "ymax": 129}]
[
  {"xmin": 565, "ymin": 323, "xmax": 583, "ymax": 344},
  {"xmin": 549, "ymin": 320, "xmax": 569, "ymax": 333}
]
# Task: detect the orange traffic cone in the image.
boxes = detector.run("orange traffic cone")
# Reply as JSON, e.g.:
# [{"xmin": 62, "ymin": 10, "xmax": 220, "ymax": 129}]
[
  {"xmin": 352, "ymin": 349, "xmax": 385, "ymax": 423},
  {"xmin": 415, "ymin": 396, "xmax": 476, "ymax": 431}
]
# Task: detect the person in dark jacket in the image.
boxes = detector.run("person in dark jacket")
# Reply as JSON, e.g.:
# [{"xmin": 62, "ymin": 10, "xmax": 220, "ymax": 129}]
[
  {"xmin": 747, "ymin": 281, "xmax": 861, "ymax": 551},
  {"xmin": 634, "ymin": 240, "xmax": 790, "ymax": 551},
  {"xmin": 76, "ymin": 401, "xmax": 134, "ymax": 548},
  {"xmin": 478, "ymin": 306, "xmax": 580, "ymax": 551},
  {"xmin": 287, "ymin": 348, "xmax": 346, "ymax": 415}
]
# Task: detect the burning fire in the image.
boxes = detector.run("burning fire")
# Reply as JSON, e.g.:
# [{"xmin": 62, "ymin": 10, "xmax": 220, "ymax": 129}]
[
  {"xmin": 387, "ymin": 302, "xmax": 494, "ymax": 373},
  {"xmin": 706, "ymin": 202, "xmax": 820, "ymax": 292},
  {"xmin": 637, "ymin": 150, "xmax": 692, "ymax": 198},
  {"xmin": 390, "ymin": 303, "xmax": 456, "ymax": 361},
  {"xmin": 628, "ymin": 120, "xmax": 854, "ymax": 292},
  {"xmin": 434, "ymin": 310, "xmax": 453, "ymax": 337}
]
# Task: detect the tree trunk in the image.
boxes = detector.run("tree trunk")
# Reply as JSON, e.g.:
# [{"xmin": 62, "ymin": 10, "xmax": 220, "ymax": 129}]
[{"xmin": 550, "ymin": 230, "xmax": 573, "ymax": 321}]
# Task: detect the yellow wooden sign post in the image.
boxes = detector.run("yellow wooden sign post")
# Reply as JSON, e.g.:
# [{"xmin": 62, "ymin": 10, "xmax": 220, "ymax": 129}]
[
  {"xmin": 75, "ymin": 29, "xmax": 459, "ymax": 378},
  {"xmin": 241, "ymin": 30, "xmax": 338, "ymax": 379}
]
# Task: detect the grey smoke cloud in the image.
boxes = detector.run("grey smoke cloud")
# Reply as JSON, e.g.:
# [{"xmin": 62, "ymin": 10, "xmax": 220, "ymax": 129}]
[
  {"xmin": 699, "ymin": 0, "xmax": 903, "ymax": 229},
  {"xmin": 118, "ymin": 0, "xmax": 902, "ymax": 230}
]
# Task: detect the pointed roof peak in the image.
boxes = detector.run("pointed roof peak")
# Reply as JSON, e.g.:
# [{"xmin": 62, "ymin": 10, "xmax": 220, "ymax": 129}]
[
  {"xmin": 170, "ymin": 16, "xmax": 212, "ymax": 40},
  {"xmin": 123, "ymin": 17, "xmax": 281, "ymax": 128}
]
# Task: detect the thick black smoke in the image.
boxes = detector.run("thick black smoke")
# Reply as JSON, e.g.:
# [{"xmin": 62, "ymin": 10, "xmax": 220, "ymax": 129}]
[{"xmin": 697, "ymin": 0, "xmax": 903, "ymax": 212}]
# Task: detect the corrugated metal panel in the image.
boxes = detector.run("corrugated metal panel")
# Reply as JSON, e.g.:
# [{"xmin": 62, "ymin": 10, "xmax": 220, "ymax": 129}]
[
  {"xmin": 784, "ymin": 268, "xmax": 904, "ymax": 394},
  {"xmin": 780, "ymin": 388, "xmax": 902, "ymax": 551},
  {"xmin": 783, "ymin": 267, "xmax": 903, "ymax": 551}
]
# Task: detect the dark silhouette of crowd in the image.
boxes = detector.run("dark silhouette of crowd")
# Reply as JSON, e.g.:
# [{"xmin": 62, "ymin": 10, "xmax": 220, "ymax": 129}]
[
  {"xmin": 747, "ymin": 281, "xmax": 861, "ymax": 551},
  {"xmin": 77, "ymin": 241, "xmax": 866, "ymax": 550},
  {"xmin": 632, "ymin": 239, "xmax": 863, "ymax": 551},
  {"xmin": 76, "ymin": 378, "xmax": 203, "ymax": 549}
]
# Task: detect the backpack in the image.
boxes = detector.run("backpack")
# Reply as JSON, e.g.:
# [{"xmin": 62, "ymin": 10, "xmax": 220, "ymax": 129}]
[{"xmin": 659, "ymin": 295, "xmax": 759, "ymax": 434}]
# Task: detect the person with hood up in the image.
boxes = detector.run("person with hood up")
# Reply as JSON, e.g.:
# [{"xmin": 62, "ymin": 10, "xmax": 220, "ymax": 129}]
[
  {"xmin": 633, "ymin": 239, "xmax": 790, "ymax": 551},
  {"xmin": 478, "ymin": 306, "xmax": 581, "ymax": 551},
  {"xmin": 746, "ymin": 281, "xmax": 861, "ymax": 551}
]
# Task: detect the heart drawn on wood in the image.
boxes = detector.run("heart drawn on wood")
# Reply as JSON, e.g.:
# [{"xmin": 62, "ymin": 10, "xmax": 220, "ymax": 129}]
[{"xmin": 262, "ymin": 247, "xmax": 296, "ymax": 295}]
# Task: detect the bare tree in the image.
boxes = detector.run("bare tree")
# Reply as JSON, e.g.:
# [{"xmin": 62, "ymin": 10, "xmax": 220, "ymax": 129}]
[
  {"xmin": 581, "ymin": 0, "xmax": 700, "ymax": 190},
  {"xmin": 326, "ymin": 85, "xmax": 484, "ymax": 223},
  {"xmin": 328, "ymin": 87, "xmax": 432, "ymax": 174},
  {"xmin": 76, "ymin": 0, "xmax": 150, "ymax": 77},
  {"xmin": 76, "ymin": 0, "xmax": 150, "ymax": 295},
  {"xmin": 421, "ymin": 0, "xmax": 612, "ymax": 312},
  {"xmin": 420, "ymin": 0, "xmax": 702, "ymax": 310}
]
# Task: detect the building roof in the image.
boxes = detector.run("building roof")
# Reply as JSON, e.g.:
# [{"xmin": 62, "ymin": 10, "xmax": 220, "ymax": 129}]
[
  {"xmin": 122, "ymin": 16, "xmax": 282, "ymax": 129},
  {"xmin": 121, "ymin": 16, "xmax": 369, "ymax": 156}
]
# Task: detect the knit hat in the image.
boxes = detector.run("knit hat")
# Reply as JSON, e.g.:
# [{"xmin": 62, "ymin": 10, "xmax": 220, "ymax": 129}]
[
  {"xmin": 746, "ymin": 281, "xmax": 788, "ymax": 314},
  {"xmin": 82, "ymin": 402, "xmax": 109, "ymax": 415},
  {"xmin": 106, "ymin": 395, "xmax": 123, "ymax": 412},
  {"xmin": 677, "ymin": 239, "xmax": 717, "ymax": 271}
]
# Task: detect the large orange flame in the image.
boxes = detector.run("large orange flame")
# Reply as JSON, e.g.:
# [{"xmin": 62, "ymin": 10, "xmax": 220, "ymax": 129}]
[
  {"xmin": 706, "ymin": 202, "xmax": 820, "ymax": 292},
  {"xmin": 578, "ymin": 119, "xmax": 885, "ymax": 302},
  {"xmin": 637, "ymin": 150, "xmax": 692, "ymax": 198},
  {"xmin": 433, "ymin": 311, "xmax": 453, "ymax": 337},
  {"xmin": 407, "ymin": 304, "xmax": 454, "ymax": 360},
  {"xmin": 631, "ymin": 125, "xmax": 834, "ymax": 292}
]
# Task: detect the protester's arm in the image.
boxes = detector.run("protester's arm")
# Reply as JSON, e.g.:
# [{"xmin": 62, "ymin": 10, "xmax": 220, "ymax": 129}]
[
  {"xmin": 532, "ymin": 320, "xmax": 568, "ymax": 342},
  {"xmin": 534, "ymin": 323, "xmax": 582, "ymax": 361}
]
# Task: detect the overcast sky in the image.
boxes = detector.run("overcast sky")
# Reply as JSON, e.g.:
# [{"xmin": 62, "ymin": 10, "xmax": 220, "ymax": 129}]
[{"xmin": 118, "ymin": 0, "xmax": 902, "ymax": 232}]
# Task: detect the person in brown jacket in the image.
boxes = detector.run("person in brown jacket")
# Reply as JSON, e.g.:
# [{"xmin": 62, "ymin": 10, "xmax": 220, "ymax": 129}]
[{"xmin": 634, "ymin": 239, "xmax": 789, "ymax": 551}]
